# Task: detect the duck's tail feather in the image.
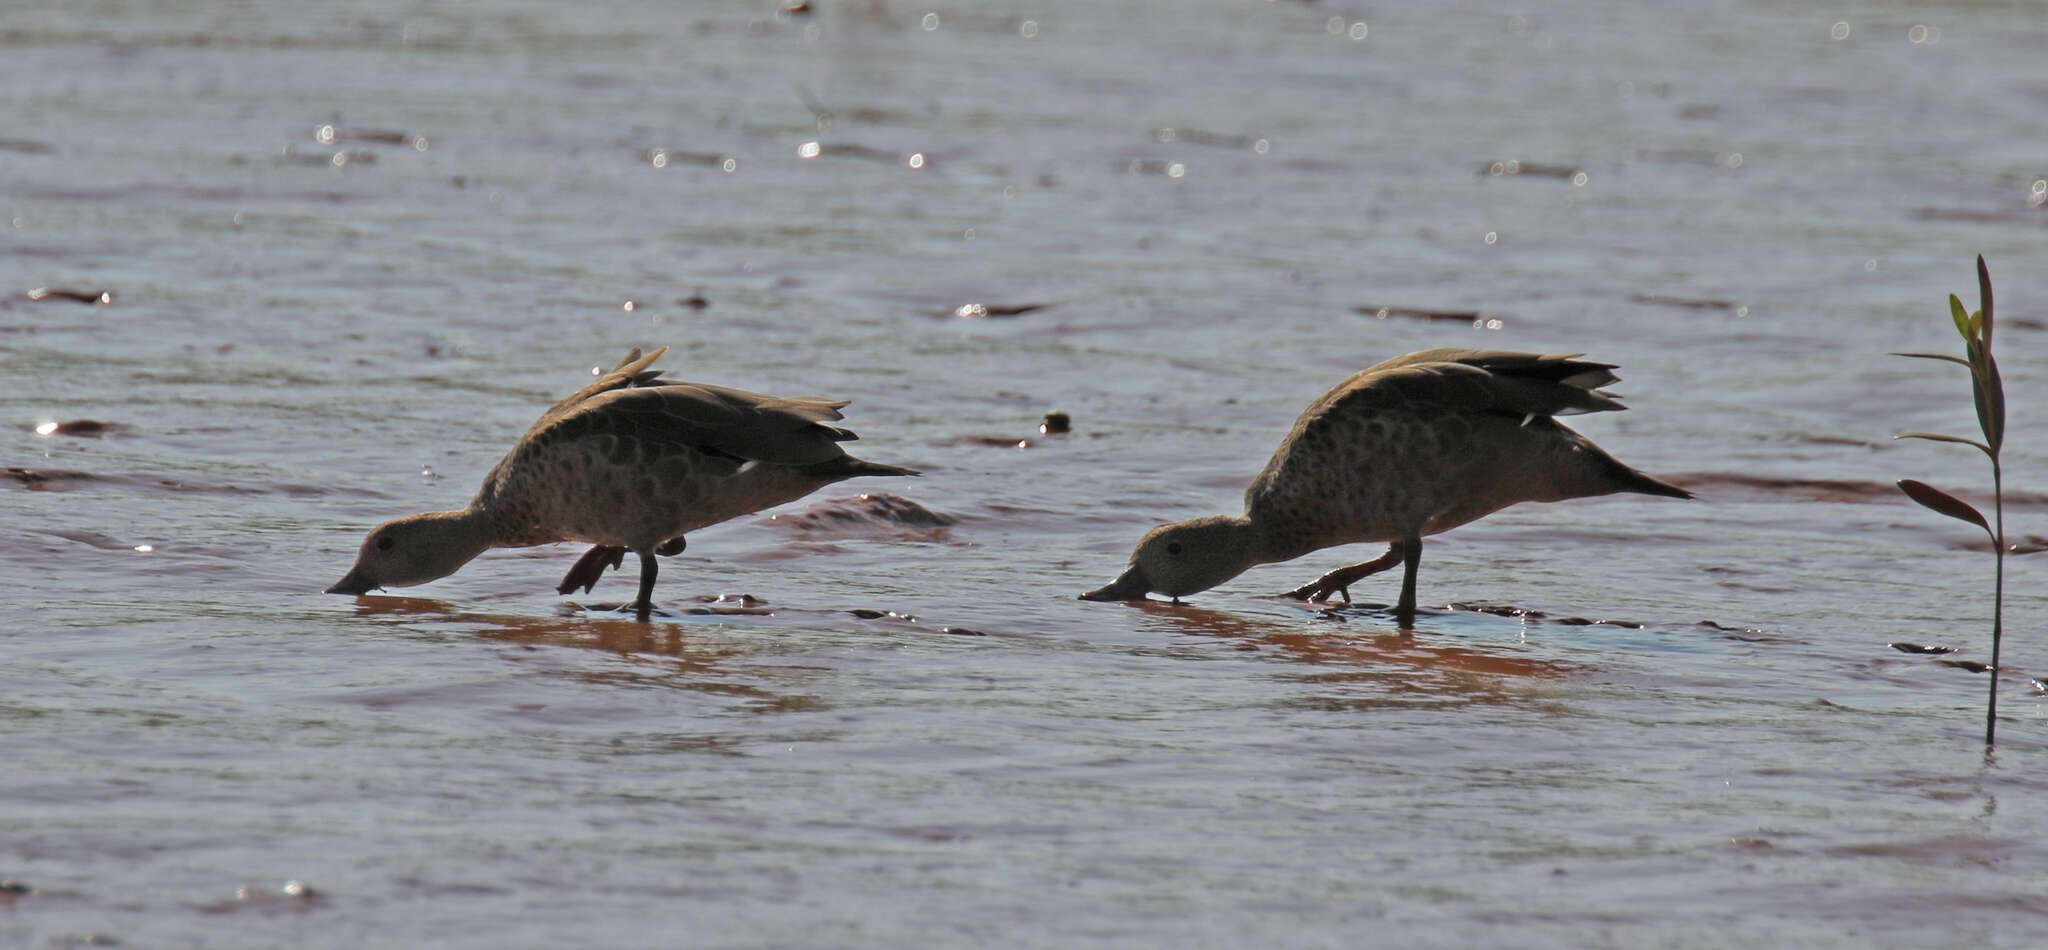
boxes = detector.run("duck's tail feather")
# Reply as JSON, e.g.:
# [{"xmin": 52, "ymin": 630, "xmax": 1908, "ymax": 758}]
[{"xmin": 807, "ymin": 456, "xmax": 921, "ymax": 480}]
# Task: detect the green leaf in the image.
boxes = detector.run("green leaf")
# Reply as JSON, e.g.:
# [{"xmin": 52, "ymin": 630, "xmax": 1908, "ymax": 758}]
[
  {"xmin": 1892, "ymin": 351, "xmax": 1973, "ymax": 368},
  {"xmin": 1898, "ymin": 479, "xmax": 1993, "ymax": 537},
  {"xmin": 1977, "ymin": 255, "xmax": 1993, "ymax": 350},
  {"xmin": 1977, "ymin": 349, "xmax": 2004, "ymax": 454},
  {"xmin": 1970, "ymin": 310, "xmax": 1985, "ymax": 341},
  {"xmin": 1951, "ymin": 294, "xmax": 1972, "ymax": 340},
  {"xmin": 1896, "ymin": 432, "xmax": 1993, "ymax": 457}
]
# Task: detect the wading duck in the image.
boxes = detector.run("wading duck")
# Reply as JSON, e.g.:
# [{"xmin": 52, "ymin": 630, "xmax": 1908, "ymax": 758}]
[
  {"xmin": 328, "ymin": 347, "xmax": 917, "ymax": 620},
  {"xmin": 1079, "ymin": 348, "xmax": 1689, "ymax": 627}
]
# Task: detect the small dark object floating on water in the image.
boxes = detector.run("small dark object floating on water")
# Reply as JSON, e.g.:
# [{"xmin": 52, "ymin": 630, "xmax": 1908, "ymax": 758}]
[
  {"xmin": 1479, "ymin": 159, "xmax": 1585, "ymax": 181},
  {"xmin": 947, "ymin": 302, "xmax": 1054, "ymax": 319},
  {"xmin": 1629, "ymin": 294, "xmax": 1743, "ymax": 312},
  {"xmin": 26, "ymin": 287, "xmax": 112, "ymax": 305},
  {"xmin": 1040, "ymin": 411, "xmax": 1071, "ymax": 435},
  {"xmin": 33, "ymin": 419, "xmax": 114, "ymax": 437},
  {"xmin": 1354, "ymin": 306, "xmax": 1500, "ymax": 329},
  {"xmin": 1888, "ymin": 642, "xmax": 1959, "ymax": 655},
  {"xmin": 1936, "ymin": 659, "xmax": 1994, "ymax": 674}
]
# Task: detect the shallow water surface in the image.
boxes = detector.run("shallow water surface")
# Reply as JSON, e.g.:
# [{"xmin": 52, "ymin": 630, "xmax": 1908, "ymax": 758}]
[{"xmin": 5, "ymin": 1, "xmax": 2048, "ymax": 947}]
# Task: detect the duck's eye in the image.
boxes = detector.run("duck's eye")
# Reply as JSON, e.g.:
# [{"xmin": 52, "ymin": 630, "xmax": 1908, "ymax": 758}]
[
  {"xmin": 1166, "ymin": 542, "xmax": 1183, "ymax": 555},
  {"xmin": 376, "ymin": 535, "xmax": 396, "ymax": 552}
]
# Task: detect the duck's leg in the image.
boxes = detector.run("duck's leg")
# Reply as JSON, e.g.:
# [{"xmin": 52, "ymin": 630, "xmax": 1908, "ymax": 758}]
[
  {"xmin": 557, "ymin": 545, "xmax": 627, "ymax": 595},
  {"xmin": 1394, "ymin": 534, "xmax": 1422, "ymax": 629},
  {"xmin": 632, "ymin": 550, "xmax": 658, "ymax": 622},
  {"xmin": 1283, "ymin": 542, "xmax": 1404, "ymax": 604}
]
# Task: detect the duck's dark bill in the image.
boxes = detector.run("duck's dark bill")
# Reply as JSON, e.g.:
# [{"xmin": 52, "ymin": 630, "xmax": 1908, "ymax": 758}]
[
  {"xmin": 324, "ymin": 568, "xmax": 375, "ymax": 595},
  {"xmin": 1079, "ymin": 564, "xmax": 1150, "ymax": 602}
]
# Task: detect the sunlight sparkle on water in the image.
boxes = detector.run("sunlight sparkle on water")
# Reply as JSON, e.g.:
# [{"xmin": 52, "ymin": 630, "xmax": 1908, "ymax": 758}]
[
  {"xmin": 908, "ymin": 152, "xmax": 925, "ymax": 169},
  {"xmin": 34, "ymin": 421, "xmax": 58, "ymax": 436},
  {"xmin": 921, "ymin": 12, "xmax": 940, "ymax": 30},
  {"xmin": 798, "ymin": 141, "xmax": 821, "ymax": 159},
  {"xmin": 1831, "ymin": 21, "xmax": 1851, "ymax": 41},
  {"xmin": 133, "ymin": 545, "xmax": 153, "ymax": 553},
  {"xmin": 1483, "ymin": 231, "xmax": 1498, "ymax": 245},
  {"xmin": 1020, "ymin": 20, "xmax": 1039, "ymax": 39}
]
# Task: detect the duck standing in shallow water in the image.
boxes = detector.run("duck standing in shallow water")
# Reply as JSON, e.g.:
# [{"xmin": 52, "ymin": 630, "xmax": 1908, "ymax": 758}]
[
  {"xmin": 1079, "ymin": 348, "xmax": 1690, "ymax": 627},
  {"xmin": 328, "ymin": 347, "xmax": 918, "ymax": 620}
]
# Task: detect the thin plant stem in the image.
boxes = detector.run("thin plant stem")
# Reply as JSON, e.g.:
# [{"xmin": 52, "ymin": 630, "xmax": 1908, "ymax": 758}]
[{"xmin": 1987, "ymin": 460, "xmax": 2004, "ymax": 746}]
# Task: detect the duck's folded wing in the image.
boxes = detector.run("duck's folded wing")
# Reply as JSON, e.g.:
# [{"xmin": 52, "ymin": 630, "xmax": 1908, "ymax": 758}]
[
  {"xmin": 541, "ymin": 382, "xmax": 858, "ymax": 467},
  {"xmin": 1328, "ymin": 355, "xmax": 1629, "ymax": 421},
  {"xmin": 531, "ymin": 347, "xmax": 673, "ymax": 428}
]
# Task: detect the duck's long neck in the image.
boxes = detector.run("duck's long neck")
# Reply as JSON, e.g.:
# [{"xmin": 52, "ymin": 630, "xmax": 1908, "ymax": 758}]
[
  {"xmin": 1241, "ymin": 510, "xmax": 1319, "ymax": 566},
  {"xmin": 421, "ymin": 507, "xmax": 503, "ymax": 571}
]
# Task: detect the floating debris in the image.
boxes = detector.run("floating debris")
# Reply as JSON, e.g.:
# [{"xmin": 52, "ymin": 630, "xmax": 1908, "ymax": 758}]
[
  {"xmin": 1153, "ymin": 127, "xmax": 1267, "ymax": 151},
  {"xmin": 940, "ymin": 626, "xmax": 986, "ymax": 636},
  {"xmin": 796, "ymin": 142, "xmax": 918, "ymax": 165},
  {"xmin": 1354, "ymin": 306, "xmax": 1502, "ymax": 330},
  {"xmin": 314, "ymin": 124, "xmax": 428, "ymax": 150},
  {"xmin": 644, "ymin": 148, "xmax": 738, "ymax": 172},
  {"xmin": 1888, "ymin": 642, "xmax": 1959, "ymax": 655},
  {"xmin": 1935, "ymin": 659, "xmax": 1993, "ymax": 674},
  {"xmin": 33, "ymin": 419, "xmax": 114, "ymax": 437},
  {"xmin": 1629, "ymin": 294, "xmax": 1744, "ymax": 313},
  {"xmin": 1480, "ymin": 159, "xmax": 1585, "ymax": 181},
  {"xmin": 26, "ymin": 287, "xmax": 112, "ymax": 305},
  {"xmin": 947, "ymin": 302, "xmax": 1053, "ymax": 319},
  {"xmin": 1039, "ymin": 411, "xmax": 1071, "ymax": 435}
]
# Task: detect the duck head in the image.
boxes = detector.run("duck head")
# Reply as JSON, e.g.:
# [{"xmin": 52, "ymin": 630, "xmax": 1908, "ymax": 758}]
[{"xmin": 1080, "ymin": 515, "xmax": 1258, "ymax": 602}]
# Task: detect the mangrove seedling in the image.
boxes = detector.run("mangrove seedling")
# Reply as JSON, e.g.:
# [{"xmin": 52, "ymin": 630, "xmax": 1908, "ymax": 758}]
[{"xmin": 1894, "ymin": 255, "xmax": 2010, "ymax": 746}]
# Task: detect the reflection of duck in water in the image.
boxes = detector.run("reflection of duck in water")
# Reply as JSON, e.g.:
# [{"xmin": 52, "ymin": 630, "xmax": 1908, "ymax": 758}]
[
  {"xmin": 338, "ymin": 594, "xmax": 770, "ymax": 696},
  {"xmin": 1121, "ymin": 599, "xmax": 1576, "ymax": 688},
  {"xmin": 328, "ymin": 348, "xmax": 917, "ymax": 620},
  {"xmin": 1082, "ymin": 349, "xmax": 1690, "ymax": 627}
]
